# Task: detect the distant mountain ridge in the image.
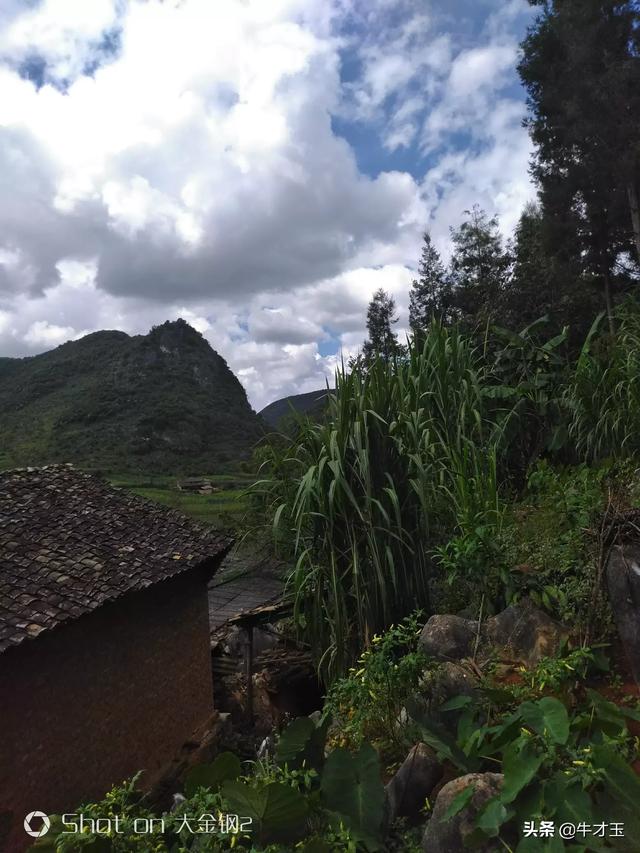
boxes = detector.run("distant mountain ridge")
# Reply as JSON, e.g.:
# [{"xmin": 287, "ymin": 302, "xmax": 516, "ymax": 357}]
[
  {"xmin": 260, "ymin": 388, "xmax": 333, "ymax": 429},
  {"xmin": 0, "ymin": 319, "xmax": 264, "ymax": 472}
]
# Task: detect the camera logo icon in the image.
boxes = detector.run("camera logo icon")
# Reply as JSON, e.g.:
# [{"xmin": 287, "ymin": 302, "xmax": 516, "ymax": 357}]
[{"xmin": 24, "ymin": 811, "xmax": 51, "ymax": 838}]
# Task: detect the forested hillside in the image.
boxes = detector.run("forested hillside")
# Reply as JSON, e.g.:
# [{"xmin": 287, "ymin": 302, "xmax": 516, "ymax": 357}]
[
  {"xmin": 259, "ymin": 389, "xmax": 332, "ymax": 429},
  {"xmin": 0, "ymin": 319, "xmax": 264, "ymax": 472}
]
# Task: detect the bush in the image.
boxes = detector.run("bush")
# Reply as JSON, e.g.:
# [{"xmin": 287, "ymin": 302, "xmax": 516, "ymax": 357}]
[
  {"xmin": 322, "ymin": 613, "xmax": 429, "ymax": 768},
  {"xmin": 497, "ymin": 461, "xmax": 609, "ymax": 630},
  {"xmin": 35, "ymin": 721, "xmax": 395, "ymax": 853},
  {"xmin": 412, "ymin": 685, "xmax": 640, "ymax": 851}
]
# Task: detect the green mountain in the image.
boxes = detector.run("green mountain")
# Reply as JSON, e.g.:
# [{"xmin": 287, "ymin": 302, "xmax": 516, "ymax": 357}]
[
  {"xmin": 0, "ymin": 319, "xmax": 264, "ymax": 472},
  {"xmin": 260, "ymin": 388, "xmax": 332, "ymax": 429}
]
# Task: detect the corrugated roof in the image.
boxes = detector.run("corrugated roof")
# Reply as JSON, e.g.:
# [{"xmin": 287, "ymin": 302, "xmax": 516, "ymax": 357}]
[{"xmin": 0, "ymin": 465, "xmax": 233, "ymax": 654}]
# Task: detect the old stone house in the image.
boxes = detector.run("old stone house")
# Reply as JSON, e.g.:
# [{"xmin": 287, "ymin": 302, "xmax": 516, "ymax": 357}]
[{"xmin": 0, "ymin": 465, "xmax": 232, "ymax": 851}]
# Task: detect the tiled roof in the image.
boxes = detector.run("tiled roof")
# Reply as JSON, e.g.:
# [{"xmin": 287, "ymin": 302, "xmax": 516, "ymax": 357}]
[
  {"xmin": 0, "ymin": 465, "xmax": 233, "ymax": 654},
  {"xmin": 209, "ymin": 547, "xmax": 286, "ymax": 632}
]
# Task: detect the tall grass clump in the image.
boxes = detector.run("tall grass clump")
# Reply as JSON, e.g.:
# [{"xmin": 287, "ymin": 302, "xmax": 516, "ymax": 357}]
[
  {"xmin": 566, "ymin": 303, "xmax": 640, "ymax": 461},
  {"xmin": 252, "ymin": 322, "xmax": 503, "ymax": 683}
]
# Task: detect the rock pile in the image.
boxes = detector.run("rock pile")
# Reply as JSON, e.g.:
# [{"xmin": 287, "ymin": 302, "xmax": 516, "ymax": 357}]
[{"xmin": 383, "ymin": 599, "xmax": 568, "ymax": 851}]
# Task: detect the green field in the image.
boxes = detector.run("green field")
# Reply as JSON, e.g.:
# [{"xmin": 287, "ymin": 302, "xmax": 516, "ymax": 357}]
[{"xmin": 109, "ymin": 472, "xmax": 252, "ymax": 527}]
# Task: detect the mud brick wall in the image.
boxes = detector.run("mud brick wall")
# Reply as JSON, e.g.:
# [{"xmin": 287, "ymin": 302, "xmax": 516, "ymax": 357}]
[{"xmin": 0, "ymin": 569, "xmax": 214, "ymax": 852}]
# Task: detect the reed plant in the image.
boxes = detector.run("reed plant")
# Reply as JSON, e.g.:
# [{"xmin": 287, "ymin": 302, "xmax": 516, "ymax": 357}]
[
  {"xmin": 252, "ymin": 307, "xmax": 640, "ymax": 682},
  {"xmin": 566, "ymin": 304, "xmax": 640, "ymax": 460},
  {"xmin": 253, "ymin": 322, "xmax": 503, "ymax": 682}
]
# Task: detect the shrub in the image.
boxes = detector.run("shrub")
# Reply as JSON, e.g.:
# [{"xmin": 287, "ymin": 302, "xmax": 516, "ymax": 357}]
[
  {"xmin": 35, "ymin": 721, "xmax": 392, "ymax": 853},
  {"xmin": 497, "ymin": 461, "xmax": 609, "ymax": 630},
  {"xmin": 412, "ymin": 685, "xmax": 640, "ymax": 850},
  {"xmin": 322, "ymin": 612, "xmax": 428, "ymax": 767}
]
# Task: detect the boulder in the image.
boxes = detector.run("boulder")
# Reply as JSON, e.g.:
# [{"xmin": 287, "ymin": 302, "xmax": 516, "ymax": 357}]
[
  {"xmin": 482, "ymin": 598, "xmax": 567, "ymax": 665},
  {"xmin": 422, "ymin": 773, "xmax": 504, "ymax": 852},
  {"xmin": 416, "ymin": 662, "xmax": 480, "ymax": 732},
  {"xmin": 606, "ymin": 544, "xmax": 640, "ymax": 684},
  {"xmin": 429, "ymin": 661, "xmax": 479, "ymax": 703},
  {"xmin": 385, "ymin": 743, "xmax": 442, "ymax": 822},
  {"xmin": 418, "ymin": 601, "xmax": 567, "ymax": 669},
  {"xmin": 418, "ymin": 614, "xmax": 479, "ymax": 661}
]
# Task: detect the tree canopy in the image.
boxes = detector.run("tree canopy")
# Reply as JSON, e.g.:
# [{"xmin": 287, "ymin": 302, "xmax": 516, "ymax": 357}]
[
  {"xmin": 518, "ymin": 0, "xmax": 640, "ymax": 331},
  {"xmin": 362, "ymin": 288, "xmax": 401, "ymax": 363}
]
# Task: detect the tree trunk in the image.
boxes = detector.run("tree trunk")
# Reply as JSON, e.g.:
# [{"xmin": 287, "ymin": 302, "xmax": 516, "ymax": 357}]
[{"xmin": 628, "ymin": 180, "xmax": 640, "ymax": 268}]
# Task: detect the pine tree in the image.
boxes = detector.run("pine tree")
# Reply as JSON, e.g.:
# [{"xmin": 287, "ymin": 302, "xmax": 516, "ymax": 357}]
[
  {"xmin": 502, "ymin": 202, "xmax": 556, "ymax": 328},
  {"xmin": 409, "ymin": 232, "xmax": 451, "ymax": 334},
  {"xmin": 362, "ymin": 288, "xmax": 401, "ymax": 363},
  {"xmin": 518, "ymin": 0, "xmax": 640, "ymax": 333},
  {"xmin": 449, "ymin": 205, "xmax": 511, "ymax": 325}
]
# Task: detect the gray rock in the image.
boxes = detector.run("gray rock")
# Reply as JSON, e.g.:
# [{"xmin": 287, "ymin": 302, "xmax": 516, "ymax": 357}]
[
  {"xmin": 426, "ymin": 661, "xmax": 479, "ymax": 732},
  {"xmin": 418, "ymin": 614, "xmax": 479, "ymax": 661},
  {"xmin": 483, "ymin": 598, "xmax": 567, "ymax": 665},
  {"xmin": 416, "ymin": 662, "xmax": 480, "ymax": 732},
  {"xmin": 417, "ymin": 601, "xmax": 567, "ymax": 669},
  {"xmin": 422, "ymin": 772, "xmax": 504, "ymax": 852},
  {"xmin": 410, "ymin": 661, "xmax": 479, "ymax": 734},
  {"xmin": 386, "ymin": 743, "xmax": 442, "ymax": 822},
  {"xmin": 456, "ymin": 605, "xmax": 479, "ymax": 620},
  {"xmin": 607, "ymin": 544, "xmax": 640, "ymax": 684},
  {"xmin": 430, "ymin": 661, "xmax": 479, "ymax": 703}
]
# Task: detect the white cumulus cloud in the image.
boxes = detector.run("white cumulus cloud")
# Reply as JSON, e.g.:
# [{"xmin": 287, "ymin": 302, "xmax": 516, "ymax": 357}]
[{"xmin": 0, "ymin": 0, "xmax": 535, "ymax": 411}]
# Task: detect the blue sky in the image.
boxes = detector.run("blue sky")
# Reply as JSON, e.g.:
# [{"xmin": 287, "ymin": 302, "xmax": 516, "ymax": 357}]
[{"xmin": 0, "ymin": 0, "xmax": 537, "ymax": 409}]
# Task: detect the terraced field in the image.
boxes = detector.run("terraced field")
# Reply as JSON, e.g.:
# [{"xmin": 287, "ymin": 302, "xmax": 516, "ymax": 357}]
[{"xmin": 109, "ymin": 472, "xmax": 252, "ymax": 527}]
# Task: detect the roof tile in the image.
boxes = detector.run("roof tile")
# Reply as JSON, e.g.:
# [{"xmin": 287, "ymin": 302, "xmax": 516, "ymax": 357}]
[{"xmin": 0, "ymin": 465, "xmax": 233, "ymax": 653}]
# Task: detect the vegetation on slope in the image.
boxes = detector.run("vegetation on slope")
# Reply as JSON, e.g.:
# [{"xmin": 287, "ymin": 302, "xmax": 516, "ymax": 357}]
[
  {"xmin": 0, "ymin": 319, "xmax": 264, "ymax": 473},
  {"xmin": 259, "ymin": 389, "xmax": 333, "ymax": 431},
  {"xmin": 254, "ymin": 307, "xmax": 640, "ymax": 682}
]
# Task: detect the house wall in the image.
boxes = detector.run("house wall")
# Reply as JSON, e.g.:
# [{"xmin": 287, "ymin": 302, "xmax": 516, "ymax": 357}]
[{"xmin": 0, "ymin": 569, "xmax": 215, "ymax": 852}]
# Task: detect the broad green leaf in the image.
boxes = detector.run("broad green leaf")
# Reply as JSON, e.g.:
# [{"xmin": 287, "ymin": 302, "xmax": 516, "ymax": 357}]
[
  {"xmin": 480, "ymin": 717, "xmax": 522, "ymax": 757},
  {"xmin": 222, "ymin": 780, "xmax": 309, "ymax": 843},
  {"xmin": 277, "ymin": 715, "xmax": 330, "ymax": 771},
  {"xmin": 276, "ymin": 717, "xmax": 314, "ymax": 765},
  {"xmin": 440, "ymin": 694, "xmax": 474, "ymax": 712},
  {"xmin": 501, "ymin": 741, "xmax": 544, "ymax": 803},
  {"xmin": 407, "ymin": 699, "xmax": 477, "ymax": 771},
  {"xmin": 321, "ymin": 744, "xmax": 385, "ymax": 843},
  {"xmin": 482, "ymin": 686, "xmax": 519, "ymax": 706},
  {"xmin": 619, "ymin": 704, "xmax": 640, "ymax": 723},
  {"xmin": 516, "ymin": 838, "xmax": 565, "ymax": 853},
  {"xmin": 513, "ymin": 779, "xmax": 544, "ymax": 825},
  {"xmin": 555, "ymin": 781, "xmax": 593, "ymax": 827},
  {"xmin": 586, "ymin": 687, "xmax": 640, "ymax": 726},
  {"xmin": 184, "ymin": 752, "xmax": 241, "ymax": 797},
  {"xmin": 520, "ymin": 697, "xmax": 569, "ymax": 744},
  {"xmin": 475, "ymin": 795, "xmax": 513, "ymax": 837},
  {"xmin": 441, "ymin": 784, "xmax": 474, "ymax": 821},
  {"xmin": 325, "ymin": 810, "xmax": 382, "ymax": 852},
  {"xmin": 417, "ymin": 724, "xmax": 475, "ymax": 772},
  {"xmin": 594, "ymin": 747, "xmax": 640, "ymax": 810}
]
